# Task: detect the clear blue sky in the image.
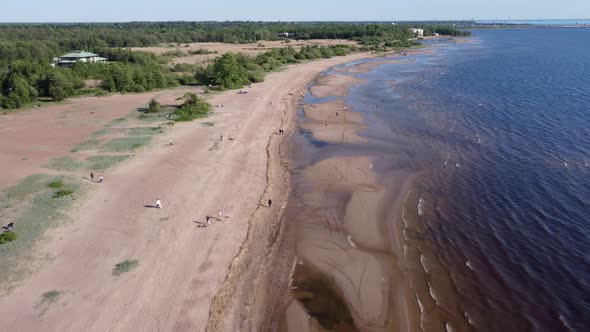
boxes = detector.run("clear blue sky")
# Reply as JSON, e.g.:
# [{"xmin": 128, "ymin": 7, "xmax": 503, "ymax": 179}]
[{"xmin": 1, "ymin": 0, "xmax": 588, "ymax": 22}]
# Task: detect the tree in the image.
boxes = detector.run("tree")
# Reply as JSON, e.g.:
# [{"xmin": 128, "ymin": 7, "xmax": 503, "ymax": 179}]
[{"xmin": 212, "ymin": 53, "xmax": 249, "ymax": 89}]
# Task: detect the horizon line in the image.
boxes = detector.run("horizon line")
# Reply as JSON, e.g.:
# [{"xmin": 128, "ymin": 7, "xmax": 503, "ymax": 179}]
[{"xmin": 0, "ymin": 18, "xmax": 589, "ymax": 24}]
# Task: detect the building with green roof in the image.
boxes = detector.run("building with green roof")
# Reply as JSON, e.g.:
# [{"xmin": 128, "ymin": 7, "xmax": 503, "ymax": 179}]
[{"xmin": 53, "ymin": 51, "xmax": 108, "ymax": 67}]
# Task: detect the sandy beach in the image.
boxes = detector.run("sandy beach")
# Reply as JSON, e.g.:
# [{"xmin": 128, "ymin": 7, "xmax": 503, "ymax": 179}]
[{"xmin": 0, "ymin": 52, "xmax": 370, "ymax": 331}]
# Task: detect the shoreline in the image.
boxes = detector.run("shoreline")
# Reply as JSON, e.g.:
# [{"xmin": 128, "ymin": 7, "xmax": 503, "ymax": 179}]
[{"xmin": 264, "ymin": 44, "xmax": 450, "ymax": 331}]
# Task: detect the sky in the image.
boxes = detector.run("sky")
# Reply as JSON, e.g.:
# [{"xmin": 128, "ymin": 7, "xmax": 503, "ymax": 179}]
[{"xmin": 1, "ymin": 0, "xmax": 589, "ymax": 22}]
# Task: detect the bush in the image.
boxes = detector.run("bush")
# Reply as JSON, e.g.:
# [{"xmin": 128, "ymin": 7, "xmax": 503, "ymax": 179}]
[
  {"xmin": 53, "ymin": 189, "xmax": 74, "ymax": 198},
  {"xmin": 174, "ymin": 93, "xmax": 211, "ymax": 122},
  {"xmin": 47, "ymin": 181, "xmax": 64, "ymax": 189},
  {"xmin": 0, "ymin": 231, "xmax": 18, "ymax": 245},
  {"xmin": 113, "ymin": 259, "xmax": 139, "ymax": 276},
  {"xmin": 148, "ymin": 99, "xmax": 161, "ymax": 113}
]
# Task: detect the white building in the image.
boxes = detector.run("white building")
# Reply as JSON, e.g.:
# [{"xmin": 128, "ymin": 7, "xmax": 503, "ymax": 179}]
[
  {"xmin": 53, "ymin": 51, "xmax": 108, "ymax": 67},
  {"xmin": 410, "ymin": 28, "xmax": 425, "ymax": 38}
]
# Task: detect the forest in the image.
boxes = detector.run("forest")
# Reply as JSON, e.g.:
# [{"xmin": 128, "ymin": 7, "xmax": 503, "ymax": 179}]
[{"xmin": 0, "ymin": 22, "xmax": 469, "ymax": 110}]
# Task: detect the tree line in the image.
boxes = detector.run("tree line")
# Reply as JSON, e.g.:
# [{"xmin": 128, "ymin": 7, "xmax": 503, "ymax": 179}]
[{"xmin": 0, "ymin": 22, "xmax": 468, "ymax": 110}]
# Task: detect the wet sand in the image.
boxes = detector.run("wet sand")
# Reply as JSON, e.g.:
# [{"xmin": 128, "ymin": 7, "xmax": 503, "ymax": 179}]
[{"xmin": 261, "ymin": 44, "xmax": 472, "ymax": 331}]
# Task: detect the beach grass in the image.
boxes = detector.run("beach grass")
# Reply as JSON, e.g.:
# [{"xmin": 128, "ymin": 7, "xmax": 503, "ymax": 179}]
[
  {"xmin": 126, "ymin": 126, "xmax": 164, "ymax": 136},
  {"xmin": 113, "ymin": 260, "xmax": 139, "ymax": 276},
  {"xmin": 0, "ymin": 175, "xmax": 85, "ymax": 293},
  {"xmin": 45, "ymin": 155, "xmax": 130, "ymax": 172},
  {"xmin": 70, "ymin": 139, "xmax": 103, "ymax": 152},
  {"xmin": 44, "ymin": 156, "xmax": 85, "ymax": 171},
  {"xmin": 86, "ymin": 155, "xmax": 130, "ymax": 171},
  {"xmin": 101, "ymin": 136, "xmax": 152, "ymax": 152},
  {"xmin": 90, "ymin": 128, "xmax": 112, "ymax": 137}
]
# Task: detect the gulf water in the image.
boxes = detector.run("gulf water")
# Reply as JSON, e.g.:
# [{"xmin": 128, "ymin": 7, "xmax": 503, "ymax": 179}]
[{"xmin": 343, "ymin": 28, "xmax": 590, "ymax": 331}]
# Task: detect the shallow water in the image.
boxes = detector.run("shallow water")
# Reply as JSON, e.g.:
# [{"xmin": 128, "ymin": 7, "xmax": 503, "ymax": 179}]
[{"xmin": 286, "ymin": 28, "xmax": 590, "ymax": 331}]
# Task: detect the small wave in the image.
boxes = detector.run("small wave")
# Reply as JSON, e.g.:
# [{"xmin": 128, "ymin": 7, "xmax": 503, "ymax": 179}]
[
  {"xmin": 446, "ymin": 323, "xmax": 456, "ymax": 332},
  {"xmin": 464, "ymin": 311, "xmax": 476, "ymax": 326},
  {"xmin": 429, "ymin": 282, "xmax": 441, "ymax": 306},
  {"xmin": 417, "ymin": 198, "xmax": 425, "ymax": 216},
  {"xmin": 420, "ymin": 254, "xmax": 431, "ymax": 274}
]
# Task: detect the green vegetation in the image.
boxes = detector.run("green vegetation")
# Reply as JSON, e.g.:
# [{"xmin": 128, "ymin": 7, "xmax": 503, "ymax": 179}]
[
  {"xmin": 41, "ymin": 290, "xmax": 61, "ymax": 303},
  {"xmin": 195, "ymin": 44, "xmax": 357, "ymax": 90},
  {"xmin": 102, "ymin": 136, "xmax": 152, "ymax": 152},
  {"xmin": 0, "ymin": 175, "xmax": 84, "ymax": 290},
  {"xmin": 148, "ymin": 99, "xmax": 161, "ymax": 113},
  {"xmin": 52, "ymin": 189, "xmax": 74, "ymax": 199},
  {"xmin": 0, "ymin": 231, "xmax": 18, "ymax": 245},
  {"xmin": 44, "ymin": 156, "xmax": 85, "ymax": 171},
  {"xmin": 113, "ymin": 259, "xmax": 139, "ymax": 276},
  {"xmin": 70, "ymin": 139, "xmax": 102, "ymax": 152},
  {"xmin": 188, "ymin": 48, "xmax": 217, "ymax": 55},
  {"xmin": 127, "ymin": 126, "xmax": 164, "ymax": 135},
  {"xmin": 86, "ymin": 155, "xmax": 130, "ymax": 171},
  {"xmin": 47, "ymin": 181, "xmax": 64, "ymax": 189},
  {"xmin": 173, "ymin": 92, "xmax": 211, "ymax": 122},
  {"xmin": 45, "ymin": 155, "xmax": 131, "ymax": 171},
  {"xmin": 0, "ymin": 22, "xmax": 467, "ymax": 110},
  {"xmin": 162, "ymin": 49, "xmax": 186, "ymax": 57}
]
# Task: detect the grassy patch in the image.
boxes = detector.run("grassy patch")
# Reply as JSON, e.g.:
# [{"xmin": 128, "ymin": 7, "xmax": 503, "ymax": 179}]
[
  {"xmin": 35, "ymin": 290, "xmax": 62, "ymax": 315},
  {"xmin": 47, "ymin": 181, "xmax": 64, "ymax": 189},
  {"xmin": 86, "ymin": 155, "xmax": 130, "ymax": 171},
  {"xmin": 102, "ymin": 136, "xmax": 152, "ymax": 152},
  {"xmin": 41, "ymin": 290, "xmax": 61, "ymax": 304},
  {"xmin": 0, "ymin": 231, "xmax": 18, "ymax": 245},
  {"xmin": 90, "ymin": 128, "xmax": 113, "ymax": 137},
  {"xmin": 70, "ymin": 139, "xmax": 103, "ymax": 152},
  {"xmin": 53, "ymin": 189, "xmax": 74, "ymax": 199},
  {"xmin": 113, "ymin": 260, "xmax": 139, "ymax": 276},
  {"xmin": 0, "ymin": 175, "xmax": 85, "ymax": 293},
  {"xmin": 126, "ymin": 126, "xmax": 164, "ymax": 136},
  {"xmin": 43, "ymin": 156, "xmax": 85, "ymax": 171}
]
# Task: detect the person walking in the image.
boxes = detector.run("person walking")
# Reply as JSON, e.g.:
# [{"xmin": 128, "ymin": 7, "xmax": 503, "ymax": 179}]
[
  {"xmin": 268, "ymin": 199, "xmax": 272, "ymax": 208},
  {"xmin": 155, "ymin": 199, "xmax": 162, "ymax": 209},
  {"xmin": 90, "ymin": 172, "xmax": 94, "ymax": 181},
  {"xmin": 99, "ymin": 175, "xmax": 104, "ymax": 183}
]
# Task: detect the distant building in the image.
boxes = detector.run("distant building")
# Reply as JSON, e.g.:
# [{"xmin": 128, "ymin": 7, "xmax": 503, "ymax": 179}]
[
  {"xmin": 53, "ymin": 51, "xmax": 108, "ymax": 67},
  {"xmin": 410, "ymin": 28, "xmax": 425, "ymax": 38},
  {"xmin": 278, "ymin": 32, "xmax": 295, "ymax": 38}
]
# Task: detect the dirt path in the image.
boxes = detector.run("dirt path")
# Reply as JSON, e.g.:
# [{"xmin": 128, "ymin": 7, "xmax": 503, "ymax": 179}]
[{"xmin": 0, "ymin": 53, "xmax": 369, "ymax": 331}]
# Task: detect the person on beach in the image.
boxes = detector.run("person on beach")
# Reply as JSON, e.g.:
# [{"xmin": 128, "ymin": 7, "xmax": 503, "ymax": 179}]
[
  {"xmin": 220, "ymin": 135, "xmax": 223, "ymax": 141},
  {"xmin": 268, "ymin": 199, "xmax": 272, "ymax": 208},
  {"xmin": 99, "ymin": 175, "xmax": 104, "ymax": 183},
  {"xmin": 155, "ymin": 199, "xmax": 162, "ymax": 209},
  {"xmin": 217, "ymin": 210, "xmax": 223, "ymax": 221},
  {"xmin": 336, "ymin": 112, "xmax": 339, "ymax": 117},
  {"xmin": 90, "ymin": 172, "xmax": 94, "ymax": 181}
]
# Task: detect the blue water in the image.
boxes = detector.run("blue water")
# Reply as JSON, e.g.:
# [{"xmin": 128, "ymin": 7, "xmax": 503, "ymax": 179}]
[
  {"xmin": 476, "ymin": 19, "xmax": 590, "ymax": 26},
  {"xmin": 287, "ymin": 28, "xmax": 590, "ymax": 331},
  {"xmin": 359, "ymin": 28, "xmax": 590, "ymax": 331}
]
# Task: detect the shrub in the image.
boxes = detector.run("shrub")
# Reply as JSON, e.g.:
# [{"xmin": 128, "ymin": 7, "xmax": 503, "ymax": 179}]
[
  {"xmin": 113, "ymin": 259, "xmax": 139, "ymax": 276},
  {"xmin": 53, "ymin": 189, "xmax": 74, "ymax": 198},
  {"xmin": 174, "ymin": 93, "xmax": 211, "ymax": 122},
  {"xmin": 47, "ymin": 181, "xmax": 64, "ymax": 189},
  {"xmin": 148, "ymin": 99, "xmax": 161, "ymax": 113},
  {"xmin": 0, "ymin": 231, "xmax": 18, "ymax": 245}
]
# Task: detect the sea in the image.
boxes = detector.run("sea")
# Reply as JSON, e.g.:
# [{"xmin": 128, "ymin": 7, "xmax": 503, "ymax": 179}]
[{"xmin": 287, "ymin": 28, "xmax": 590, "ymax": 331}]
